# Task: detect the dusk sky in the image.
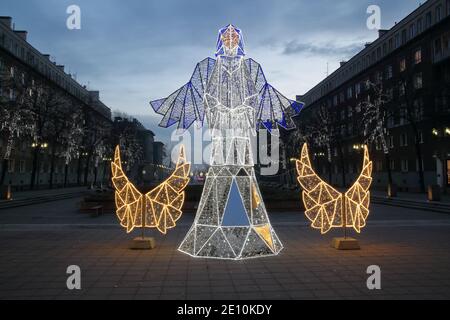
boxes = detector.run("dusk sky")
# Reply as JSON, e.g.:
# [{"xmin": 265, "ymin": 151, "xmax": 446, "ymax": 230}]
[{"xmin": 1, "ymin": 0, "xmax": 422, "ymax": 143}]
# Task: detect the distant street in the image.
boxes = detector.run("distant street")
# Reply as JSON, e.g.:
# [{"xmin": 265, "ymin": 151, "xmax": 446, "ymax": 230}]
[{"xmin": 0, "ymin": 197, "xmax": 450, "ymax": 300}]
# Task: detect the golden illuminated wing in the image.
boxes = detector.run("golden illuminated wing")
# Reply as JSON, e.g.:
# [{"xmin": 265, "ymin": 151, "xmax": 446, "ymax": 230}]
[
  {"xmin": 295, "ymin": 144, "xmax": 343, "ymax": 234},
  {"xmin": 145, "ymin": 145, "xmax": 190, "ymax": 234},
  {"xmin": 344, "ymin": 146, "xmax": 373, "ymax": 233},
  {"xmin": 111, "ymin": 145, "xmax": 143, "ymax": 233}
]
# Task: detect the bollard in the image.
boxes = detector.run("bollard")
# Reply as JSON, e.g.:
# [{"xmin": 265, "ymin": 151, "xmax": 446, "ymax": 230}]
[{"xmin": 387, "ymin": 183, "xmax": 397, "ymax": 198}]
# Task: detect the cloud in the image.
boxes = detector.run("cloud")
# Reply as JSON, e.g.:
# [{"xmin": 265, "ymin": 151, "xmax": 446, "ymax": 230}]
[{"xmin": 283, "ymin": 40, "xmax": 364, "ymax": 58}]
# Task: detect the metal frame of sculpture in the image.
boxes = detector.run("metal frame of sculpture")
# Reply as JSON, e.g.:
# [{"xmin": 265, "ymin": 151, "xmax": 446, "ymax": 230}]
[
  {"xmin": 111, "ymin": 145, "xmax": 190, "ymax": 235},
  {"xmin": 295, "ymin": 143, "xmax": 373, "ymax": 235}
]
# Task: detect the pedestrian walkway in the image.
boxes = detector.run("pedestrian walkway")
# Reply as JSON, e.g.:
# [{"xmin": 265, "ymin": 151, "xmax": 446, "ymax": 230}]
[
  {"xmin": 0, "ymin": 186, "xmax": 92, "ymax": 210},
  {"xmin": 371, "ymin": 189, "xmax": 450, "ymax": 203}
]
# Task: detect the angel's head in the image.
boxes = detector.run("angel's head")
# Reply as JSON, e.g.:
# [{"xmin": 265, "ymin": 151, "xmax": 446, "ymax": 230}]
[{"xmin": 215, "ymin": 24, "xmax": 245, "ymax": 57}]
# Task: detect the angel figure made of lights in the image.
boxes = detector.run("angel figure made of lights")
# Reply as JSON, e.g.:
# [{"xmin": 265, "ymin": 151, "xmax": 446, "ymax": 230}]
[{"xmin": 150, "ymin": 25, "xmax": 304, "ymax": 259}]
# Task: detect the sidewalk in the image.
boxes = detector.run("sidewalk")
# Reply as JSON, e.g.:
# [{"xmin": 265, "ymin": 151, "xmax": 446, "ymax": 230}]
[
  {"xmin": 0, "ymin": 186, "xmax": 91, "ymax": 210},
  {"xmin": 2, "ymin": 186, "xmax": 89, "ymax": 200},
  {"xmin": 371, "ymin": 189, "xmax": 450, "ymax": 203}
]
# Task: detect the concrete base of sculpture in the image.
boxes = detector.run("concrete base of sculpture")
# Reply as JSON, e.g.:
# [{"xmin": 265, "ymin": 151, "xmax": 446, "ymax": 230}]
[
  {"xmin": 331, "ymin": 237, "xmax": 360, "ymax": 250},
  {"xmin": 129, "ymin": 237, "xmax": 156, "ymax": 250}
]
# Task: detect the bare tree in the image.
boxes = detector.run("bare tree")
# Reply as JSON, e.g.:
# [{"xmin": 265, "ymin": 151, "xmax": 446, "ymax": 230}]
[
  {"xmin": 28, "ymin": 83, "xmax": 61, "ymax": 190},
  {"xmin": 0, "ymin": 65, "xmax": 35, "ymax": 186},
  {"xmin": 359, "ymin": 80, "xmax": 394, "ymax": 188},
  {"xmin": 82, "ymin": 109, "xmax": 110, "ymax": 186},
  {"xmin": 398, "ymin": 61, "xmax": 426, "ymax": 193},
  {"xmin": 59, "ymin": 101, "xmax": 84, "ymax": 187},
  {"xmin": 310, "ymin": 104, "xmax": 334, "ymax": 183}
]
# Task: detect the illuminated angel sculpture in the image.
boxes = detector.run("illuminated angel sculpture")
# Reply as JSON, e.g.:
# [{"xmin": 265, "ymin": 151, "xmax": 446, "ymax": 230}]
[
  {"xmin": 295, "ymin": 144, "xmax": 373, "ymax": 236},
  {"xmin": 111, "ymin": 145, "xmax": 190, "ymax": 235},
  {"xmin": 150, "ymin": 25, "xmax": 304, "ymax": 259}
]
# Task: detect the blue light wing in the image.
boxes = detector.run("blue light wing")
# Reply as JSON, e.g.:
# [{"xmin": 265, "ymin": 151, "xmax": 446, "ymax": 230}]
[
  {"xmin": 150, "ymin": 57, "xmax": 216, "ymax": 130},
  {"xmin": 245, "ymin": 58, "xmax": 304, "ymax": 131}
]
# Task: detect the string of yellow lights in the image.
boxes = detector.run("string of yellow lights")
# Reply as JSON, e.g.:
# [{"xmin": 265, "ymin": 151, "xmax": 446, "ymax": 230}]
[{"xmin": 111, "ymin": 145, "xmax": 190, "ymax": 234}]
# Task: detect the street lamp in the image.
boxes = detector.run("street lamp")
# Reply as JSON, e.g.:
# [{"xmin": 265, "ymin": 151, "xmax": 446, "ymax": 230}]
[
  {"xmin": 353, "ymin": 144, "xmax": 364, "ymax": 151},
  {"xmin": 445, "ymin": 128, "xmax": 450, "ymax": 136},
  {"xmin": 432, "ymin": 128, "xmax": 439, "ymax": 136}
]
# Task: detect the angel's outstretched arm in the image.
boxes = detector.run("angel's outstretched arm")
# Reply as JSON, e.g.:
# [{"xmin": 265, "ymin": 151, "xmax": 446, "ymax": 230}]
[
  {"xmin": 245, "ymin": 58, "xmax": 304, "ymax": 131},
  {"xmin": 150, "ymin": 57, "xmax": 216, "ymax": 130}
]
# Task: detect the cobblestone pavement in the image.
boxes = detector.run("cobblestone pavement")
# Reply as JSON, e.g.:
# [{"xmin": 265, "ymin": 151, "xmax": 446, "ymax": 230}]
[{"xmin": 0, "ymin": 198, "xmax": 450, "ymax": 300}]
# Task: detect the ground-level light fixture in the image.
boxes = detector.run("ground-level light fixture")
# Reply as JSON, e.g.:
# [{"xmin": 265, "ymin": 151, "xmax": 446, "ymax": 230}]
[{"xmin": 295, "ymin": 143, "xmax": 373, "ymax": 250}]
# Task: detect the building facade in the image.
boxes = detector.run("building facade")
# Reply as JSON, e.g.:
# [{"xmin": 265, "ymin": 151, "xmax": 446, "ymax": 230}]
[
  {"xmin": 292, "ymin": 0, "xmax": 450, "ymax": 193},
  {"xmin": 0, "ymin": 16, "xmax": 113, "ymax": 190}
]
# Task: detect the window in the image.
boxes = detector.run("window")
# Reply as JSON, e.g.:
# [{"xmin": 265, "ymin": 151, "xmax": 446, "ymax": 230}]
[
  {"xmin": 447, "ymin": 0, "xmax": 450, "ymax": 16},
  {"xmin": 395, "ymin": 34, "xmax": 401, "ymax": 48},
  {"xmin": 426, "ymin": 11, "xmax": 432, "ymax": 28},
  {"xmin": 386, "ymin": 65, "xmax": 393, "ymax": 79},
  {"xmin": 390, "ymin": 159, "xmax": 395, "ymax": 171},
  {"xmin": 10, "ymin": 66, "xmax": 14, "ymax": 77},
  {"xmin": 414, "ymin": 73, "xmax": 423, "ymax": 89},
  {"xmin": 19, "ymin": 160, "xmax": 26, "ymax": 173},
  {"xmin": 416, "ymin": 159, "xmax": 425, "ymax": 171},
  {"xmin": 374, "ymin": 71, "xmax": 382, "ymax": 83},
  {"xmin": 389, "ymin": 38, "xmax": 394, "ymax": 51},
  {"xmin": 399, "ymin": 83, "xmax": 406, "ymax": 96},
  {"xmin": 347, "ymin": 86, "xmax": 353, "ymax": 99},
  {"xmin": 7, "ymin": 159, "xmax": 15, "ymax": 173},
  {"xmin": 417, "ymin": 131, "xmax": 424, "ymax": 144},
  {"xmin": 400, "ymin": 133, "xmax": 408, "ymax": 147},
  {"xmin": 355, "ymin": 83, "xmax": 361, "ymax": 96},
  {"xmin": 9, "ymin": 89, "xmax": 15, "ymax": 101},
  {"xmin": 386, "ymin": 88, "xmax": 394, "ymax": 101},
  {"xmin": 409, "ymin": 24, "xmax": 416, "ymax": 39},
  {"xmin": 376, "ymin": 160, "xmax": 383, "ymax": 172},
  {"xmin": 375, "ymin": 140, "xmax": 382, "ymax": 151},
  {"xmin": 401, "ymin": 160, "xmax": 409, "ymax": 173},
  {"xmin": 435, "ymin": 38, "xmax": 442, "ymax": 55},
  {"xmin": 402, "ymin": 29, "xmax": 407, "ymax": 44},
  {"xmin": 388, "ymin": 135, "xmax": 395, "ymax": 149},
  {"xmin": 21, "ymin": 73, "xmax": 25, "ymax": 85},
  {"xmin": 340, "ymin": 92, "xmax": 345, "ymax": 103},
  {"xmin": 400, "ymin": 58, "xmax": 406, "ymax": 72},
  {"xmin": 447, "ymin": 159, "xmax": 450, "ymax": 186},
  {"xmin": 412, "ymin": 99, "xmax": 423, "ymax": 120},
  {"xmin": 399, "ymin": 107, "xmax": 407, "ymax": 125},
  {"xmin": 436, "ymin": 5, "xmax": 442, "ymax": 22},
  {"xmin": 414, "ymin": 49, "xmax": 422, "ymax": 64},
  {"xmin": 417, "ymin": 18, "xmax": 423, "ymax": 34},
  {"xmin": 341, "ymin": 109, "xmax": 346, "ymax": 120}
]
